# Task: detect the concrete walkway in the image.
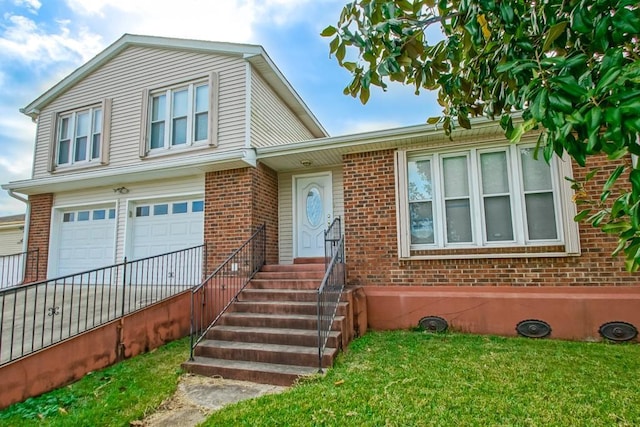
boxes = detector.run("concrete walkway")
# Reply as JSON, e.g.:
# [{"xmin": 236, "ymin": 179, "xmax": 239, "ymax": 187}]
[{"xmin": 136, "ymin": 374, "xmax": 287, "ymax": 426}]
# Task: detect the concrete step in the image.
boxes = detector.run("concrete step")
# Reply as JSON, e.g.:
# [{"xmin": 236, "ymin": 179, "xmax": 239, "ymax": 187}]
[
  {"xmin": 254, "ymin": 271, "xmax": 325, "ymax": 280},
  {"xmin": 182, "ymin": 357, "xmax": 318, "ymax": 387},
  {"xmin": 206, "ymin": 325, "xmax": 342, "ymax": 348},
  {"xmin": 294, "ymin": 257, "xmax": 326, "ymax": 265},
  {"xmin": 219, "ymin": 312, "xmax": 345, "ymax": 330},
  {"xmin": 194, "ymin": 340, "xmax": 337, "ymax": 368},
  {"xmin": 238, "ymin": 288, "xmax": 318, "ymax": 302},
  {"xmin": 261, "ymin": 263, "xmax": 325, "ymax": 272},
  {"xmin": 247, "ymin": 279, "xmax": 320, "ymax": 290},
  {"xmin": 229, "ymin": 301, "xmax": 349, "ymax": 316}
]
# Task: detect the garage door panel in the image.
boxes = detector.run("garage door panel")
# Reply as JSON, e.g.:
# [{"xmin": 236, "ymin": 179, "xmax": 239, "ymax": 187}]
[
  {"xmin": 56, "ymin": 208, "xmax": 115, "ymax": 277},
  {"xmin": 131, "ymin": 198, "xmax": 204, "ymax": 261}
]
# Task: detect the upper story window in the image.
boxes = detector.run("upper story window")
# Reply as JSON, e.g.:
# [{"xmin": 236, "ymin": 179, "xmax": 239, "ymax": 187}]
[
  {"xmin": 145, "ymin": 78, "xmax": 213, "ymax": 153},
  {"xmin": 57, "ymin": 107, "xmax": 102, "ymax": 166},
  {"xmin": 49, "ymin": 99, "xmax": 112, "ymax": 172},
  {"xmin": 396, "ymin": 142, "xmax": 580, "ymax": 258}
]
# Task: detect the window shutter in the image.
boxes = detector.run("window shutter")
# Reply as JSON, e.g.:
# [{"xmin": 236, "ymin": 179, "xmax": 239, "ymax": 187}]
[
  {"xmin": 558, "ymin": 154, "xmax": 581, "ymax": 255},
  {"xmin": 395, "ymin": 150, "xmax": 411, "ymax": 258},
  {"xmin": 101, "ymin": 98, "xmax": 112, "ymax": 165},
  {"xmin": 208, "ymin": 72, "xmax": 219, "ymax": 147},
  {"xmin": 47, "ymin": 112, "xmax": 58, "ymax": 172},
  {"xmin": 139, "ymin": 89, "xmax": 150, "ymax": 157}
]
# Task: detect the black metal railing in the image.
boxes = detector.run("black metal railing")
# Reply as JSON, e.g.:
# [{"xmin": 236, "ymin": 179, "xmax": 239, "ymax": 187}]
[
  {"xmin": 317, "ymin": 217, "xmax": 346, "ymax": 371},
  {"xmin": 189, "ymin": 224, "xmax": 266, "ymax": 360},
  {"xmin": 0, "ymin": 245, "xmax": 204, "ymax": 366},
  {"xmin": 0, "ymin": 249, "xmax": 39, "ymax": 289}
]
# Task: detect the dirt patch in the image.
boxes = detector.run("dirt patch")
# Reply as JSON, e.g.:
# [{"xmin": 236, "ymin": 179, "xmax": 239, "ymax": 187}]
[{"xmin": 132, "ymin": 374, "xmax": 287, "ymax": 427}]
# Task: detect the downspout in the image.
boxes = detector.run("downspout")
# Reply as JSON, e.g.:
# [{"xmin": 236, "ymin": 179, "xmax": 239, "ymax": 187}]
[
  {"xmin": 7, "ymin": 190, "xmax": 30, "ymax": 284},
  {"xmin": 7, "ymin": 190, "xmax": 29, "ymax": 253}
]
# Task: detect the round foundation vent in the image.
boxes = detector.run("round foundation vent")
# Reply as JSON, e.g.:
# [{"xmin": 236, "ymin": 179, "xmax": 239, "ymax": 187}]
[
  {"xmin": 599, "ymin": 321, "xmax": 638, "ymax": 342},
  {"xmin": 516, "ymin": 319, "xmax": 551, "ymax": 338},
  {"xmin": 418, "ymin": 316, "xmax": 448, "ymax": 333}
]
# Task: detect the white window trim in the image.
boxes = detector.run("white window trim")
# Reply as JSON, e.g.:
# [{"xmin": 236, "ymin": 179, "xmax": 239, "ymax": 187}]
[
  {"xmin": 140, "ymin": 73, "xmax": 218, "ymax": 158},
  {"xmin": 48, "ymin": 99, "xmax": 112, "ymax": 172},
  {"xmin": 395, "ymin": 142, "xmax": 580, "ymax": 260}
]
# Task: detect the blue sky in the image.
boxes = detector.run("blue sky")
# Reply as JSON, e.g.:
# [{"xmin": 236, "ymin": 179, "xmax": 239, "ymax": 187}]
[{"xmin": 0, "ymin": 0, "xmax": 442, "ymax": 216}]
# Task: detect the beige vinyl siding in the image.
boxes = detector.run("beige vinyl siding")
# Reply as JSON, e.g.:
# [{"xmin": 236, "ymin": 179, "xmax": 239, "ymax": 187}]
[
  {"xmin": 0, "ymin": 227, "xmax": 24, "ymax": 256},
  {"xmin": 33, "ymin": 46, "xmax": 248, "ymax": 178},
  {"xmin": 250, "ymin": 70, "xmax": 315, "ymax": 148},
  {"xmin": 278, "ymin": 166, "xmax": 344, "ymax": 264},
  {"xmin": 52, "ymin": 174, "xmax": 204, "ymax": 262}
]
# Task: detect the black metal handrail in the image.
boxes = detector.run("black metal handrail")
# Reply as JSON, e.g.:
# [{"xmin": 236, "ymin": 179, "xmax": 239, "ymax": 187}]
[
  {"xmin": 0, "ymin": 245, "xmax": 204, "ymax": 366},
  {"xmin": 0, "ymin": 249, "xmax": 38, "ymax": 289},
  {"xmin": 189, "ymin": 224, "xmax": 266, "ymax": 360},
  {"xmin": 317, "ymin": 217, "xmax": 346, "ymax": 371}
]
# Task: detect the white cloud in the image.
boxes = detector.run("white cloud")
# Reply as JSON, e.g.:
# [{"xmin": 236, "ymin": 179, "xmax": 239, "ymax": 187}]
[
  {"xmin": 13, "ymin": 0, "xmax": 41, "ymax": 14},
  {"xmin": 338, "ymin": 119, "xmax": 406, "ymax": 136},
  {"xmin": 63, "ymin": 0, "xmax": 319, "ymax": 43},
  {"xmin": 0, "ymin": 14, "xmax": 104, "ymax": 66}
]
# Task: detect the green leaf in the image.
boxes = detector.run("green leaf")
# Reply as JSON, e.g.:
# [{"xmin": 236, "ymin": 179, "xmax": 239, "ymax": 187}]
[
  {"xmin": 574, "ymin": 209, "xmax": 592, "ymax": 222},
  {"xmin": 359, "ymin": 86, "xmax": 370, "ymax": 104},
  {"xmin": 320, "ymin": 26, "xmax": 338, "ymax": 37},
  {"xmin": 542, "ymin": 21, "xmax": 568, "ymax": 52},
  {"xmin": 595, "ymin": 67, "xmax": 621, "ymax": 95},
  {"xmin": 427, "ymin": 116, "xmax": 440, "ymax": 125},
  {"xmin": 603, "ymin": 165, "xmax": 625, "ymax": 193}
]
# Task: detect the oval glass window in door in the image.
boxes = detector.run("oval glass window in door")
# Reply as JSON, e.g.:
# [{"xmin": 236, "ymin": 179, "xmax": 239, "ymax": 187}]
[{"xmin": 306, "ymin": 188, "xmax": 322, "ymax": 227}]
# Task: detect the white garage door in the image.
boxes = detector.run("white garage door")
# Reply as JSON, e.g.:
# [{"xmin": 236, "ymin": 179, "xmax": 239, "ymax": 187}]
[
  {"xmin": 130, "ymin": 199, "xmax": 204, "ymax": 260},
  {"xmin": 56, "ymin": 207, "xmax": 116, "ymax": 277}
]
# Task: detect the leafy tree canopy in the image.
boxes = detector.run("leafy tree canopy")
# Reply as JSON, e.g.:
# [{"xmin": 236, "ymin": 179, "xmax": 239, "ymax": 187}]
[{"xmin": 323, "ymin": 0, "xmax": 640, "ymax": 271}]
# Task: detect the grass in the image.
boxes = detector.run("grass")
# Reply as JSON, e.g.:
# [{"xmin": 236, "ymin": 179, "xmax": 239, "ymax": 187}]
[
  {"xmin": 1, "ymin": 332, "xmax": 639, "ymax": 426},
  {"xmin": 203, "ymin": 331, "xmax": 640, "ymax": 426},
  {"xmin": 0, "ymin": 337, "xmax": 190, "ymax": 426}
]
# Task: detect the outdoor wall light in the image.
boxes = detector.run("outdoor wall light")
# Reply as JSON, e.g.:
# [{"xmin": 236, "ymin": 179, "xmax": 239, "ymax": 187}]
[
  {"xmin": 113, "ymin": 186, "xmax": 130, "ymax": 194},
  {"xmin": 300, "ymin": 159, "xmax": 312, "ymax": 167}
]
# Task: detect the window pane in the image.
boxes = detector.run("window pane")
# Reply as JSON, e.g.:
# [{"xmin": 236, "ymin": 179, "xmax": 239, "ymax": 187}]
[
  {"xmin": 172, "ymin": 117, "xmax": 187, "ymax": 145},
  {"xmin": 108, "ymin": 209, "xmax": 116, "ymax": 219},
  {"xmin": 525, "ymin": 193, "xmax": 558, "ymax": 240},
  {"xmin": 59, "ymin": 117, "xmax": 70, "ymax": 140},
  {"xmin": 63, "ymin": 212, "xmax": 74, "ymax": 222},
  {"xmin": 77, "ymin": 211, "xmax": 90, "ymax": 221},
  {"xmin": 76, "ymin": 112, "xmax": 89, "ymax": 136},
  {"xmin": 92, "ymin": 109, "xmax": 102, "ymax": 133},
  {"xmin": 443, "ymin": 156, "xmax": 469, "ymax": 197},
  {"xmin": 93, "ymin": 210, "xmax": 106, "ymax": 220},
  {"xmin": 481, "ymin": 151, "xmax": 509, "ymax": 194},
  {"xmin": 192, "ymin": 201, "xmax": 204, "ymax": 212},
  {"xmin": 521, "ymin": 148, "xmax": 552, "ymax": 191},
  {"xmin": 58, "ymin": 140, "xmax": 70, "ymax": 164},
  {"xmin": 172, "ymin": 202, "xmax": 188, "ymax": 214},
  {"xmin": 152, "ymin": 95, "xmax": 166, "ymax": 121},
  {"xmin": 136, "ymin": 206, "xmax": 149, "ymax": 217},
  {"xmin": 409, "ymin": 201, "xmax": 434, "ymax": 244},
  {"xmin": 154, "ymin": 204, "xmax": 168, "ymax": 215},
  {"xmin": 194, "ymin": 112, "xmax": 208, "ymax": 141},
  {"xmin": 408, "ymin": 159, "xmax": 432, "ymax": 201},
  {"xmin": 150, "ymin": 122, "xmax": 165, "ymax": 149},
  {"xmin": 92, "ymin": 134, "xmax": 101, "ymax": 159},
  {"xmin": 172, "ymin": 89, "xmax": 188, "ymax": 117},
  {"xmin": 75, "ymin": 136, "xmax": 87, "ymax": 161},
  {"xmin": 445, "ymin": 199, "xmax": 472, "ymax": 243},
  {"xmin": 195, "ymin": 85, "xmax": 208, "ymax": 112},
  {"xmin": 484, "ymin": 196, "xmax": 514, "ymax": 241}
]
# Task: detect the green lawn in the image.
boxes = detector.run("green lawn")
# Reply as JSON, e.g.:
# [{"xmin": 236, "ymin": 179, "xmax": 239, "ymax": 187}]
[
  {"xmin": 1, "ymin": 332, "xmax": 639, "ymax": 426},
  {"xmin": 203, "ymin": 331, "xmax": 640, "ymax": 426}
]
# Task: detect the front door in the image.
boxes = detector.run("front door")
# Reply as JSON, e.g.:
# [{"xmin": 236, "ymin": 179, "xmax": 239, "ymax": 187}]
[{"xmin": 295, "ymin": 173, "xmax": 333, "ymax": 258}]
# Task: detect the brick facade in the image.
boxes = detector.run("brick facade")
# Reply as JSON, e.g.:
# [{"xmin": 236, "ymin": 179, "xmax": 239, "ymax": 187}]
[
  {"xmin": 343, "ymin": 149, "xmax": 634, "ymax": 287},
  {"xmin": 204, "ymin": 162, "xmax": 278, "ymax": 272},
  {"xmin": 25, "ymin": 193, "xmax": 53, "ymax": 282}
]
